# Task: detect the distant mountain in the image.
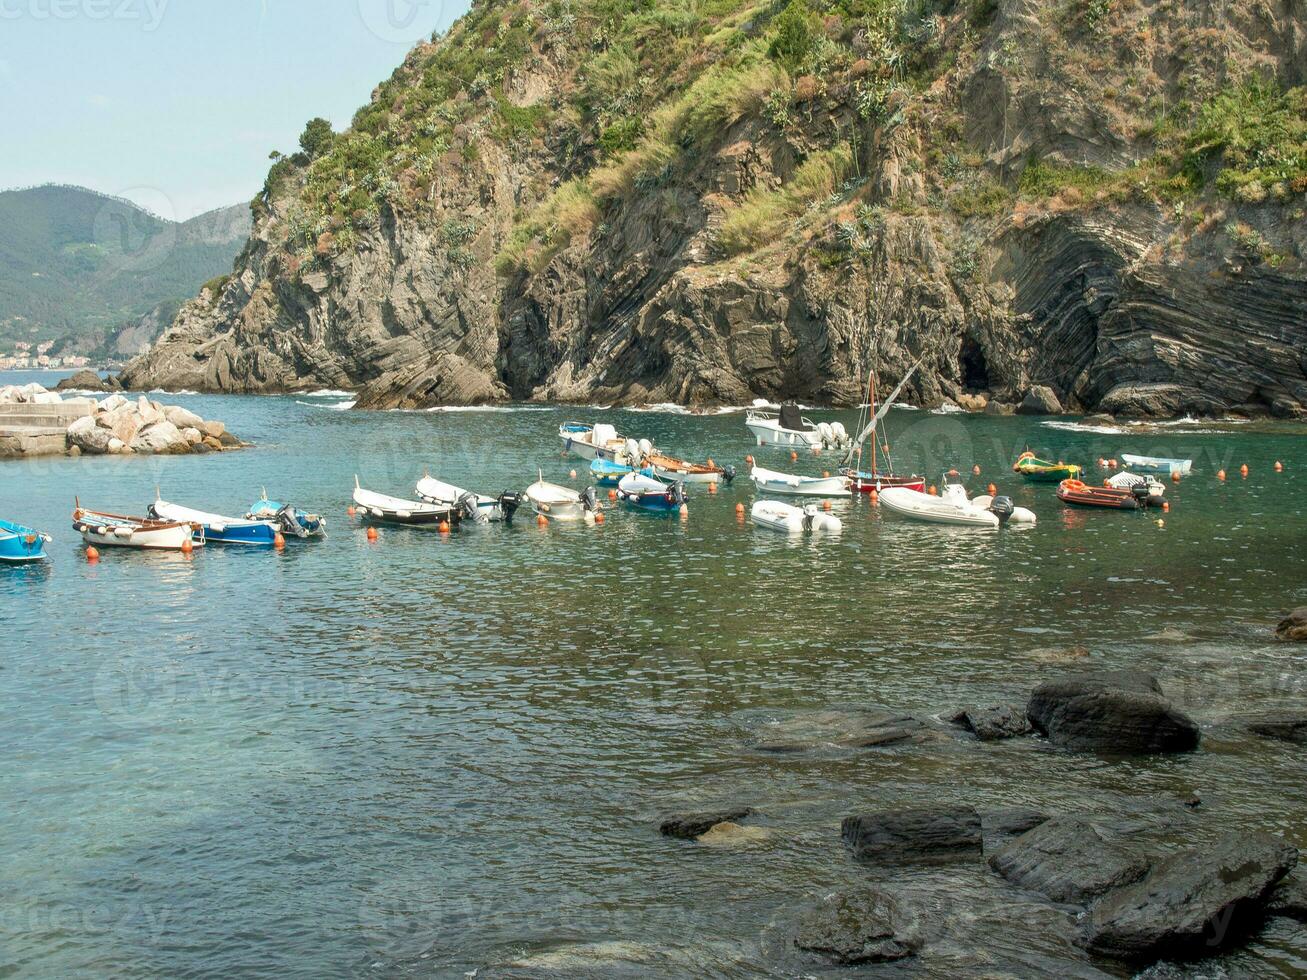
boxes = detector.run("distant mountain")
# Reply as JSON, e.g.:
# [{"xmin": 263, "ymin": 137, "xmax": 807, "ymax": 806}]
[{"xmin": 0, "ymin": 184, "xmax": 249, "ymax": 350}]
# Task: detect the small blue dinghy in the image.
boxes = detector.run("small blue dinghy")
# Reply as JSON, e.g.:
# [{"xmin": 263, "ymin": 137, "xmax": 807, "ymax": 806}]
[
  {"xmin": 0, "ymin": 519, "xmax": 51, "ymax": 563},
  {"xmin": 616, "ymin": 471, "xmax": 687, "ymax": 513},
  {"xmin": 246, "ymin": 490, "xmax": 326, "ymax": 539},
  {"xmin": 590, "ymin": 458, "xmax": 634, "ymax": 487},
  {"xmin": 149, "ymin": 496, "xmax": 279, "ymax": 546}
]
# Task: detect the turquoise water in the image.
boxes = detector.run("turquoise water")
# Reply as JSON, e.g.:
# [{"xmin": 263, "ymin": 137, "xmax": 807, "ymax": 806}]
[{"xmin": 3, "ymin": 371, "xmax": 1306, "ymax": 977}]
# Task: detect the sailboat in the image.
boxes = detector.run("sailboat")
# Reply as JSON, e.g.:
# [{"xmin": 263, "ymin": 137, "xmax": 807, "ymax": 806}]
[{"xmin": 839, "ymin": 356, "xmax": 927, "ymax": 494}]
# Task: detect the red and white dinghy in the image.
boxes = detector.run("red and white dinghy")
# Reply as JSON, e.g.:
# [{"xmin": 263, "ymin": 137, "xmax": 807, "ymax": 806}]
[
  {"xmin": 847, "ymin": 472, "xmax": 927, "ymax": 494},
  {"xmin": 72, "ymin": 499, "xmax": 203, "ymax": 550}
]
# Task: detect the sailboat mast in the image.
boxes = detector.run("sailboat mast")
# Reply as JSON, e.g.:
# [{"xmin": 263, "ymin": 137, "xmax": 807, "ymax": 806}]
[{"xmin": 868, "ymin": 368, "xmax": 878, "ymax": 478}]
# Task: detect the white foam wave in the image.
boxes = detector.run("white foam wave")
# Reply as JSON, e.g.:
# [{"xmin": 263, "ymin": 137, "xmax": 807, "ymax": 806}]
[
  {"xmin": 1042, "ymin": 420, "xmax": 1125, "ymax": 435},
  {"xmin": 302, "ymin": 388, "xmax": 354, "ymax": 397},
  {"xmin": 296, "ymin": 398, "xmax": 355, "ymax": 411}
]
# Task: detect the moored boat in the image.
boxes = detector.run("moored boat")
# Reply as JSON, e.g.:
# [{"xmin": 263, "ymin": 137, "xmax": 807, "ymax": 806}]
[
  {"xmin": 749, "ymin": 464, "xmax": 851, "ymax": 498},
  {"xmin": 616, "ymin": 471, "xmax": 686, "ymax": 512},
  {"xmin": 643, "ymin": 452, "xmax": 735, "ymax": 486},
  {"xmin": 151, "ymin": 497, "xmax": 278, "ymax": 546},
  {"xmin": 416, "ymin": 473, "xmax": 522, "ymax": 524},
  {"xmin": 1106, "ymin": 471, "xmax": 1165, "ymax": 499},
  {"xmin": 839, "ymin": 356, "xmax": 926, "ymax": 494},
  {"xmin": 353, "ymin": 477, "xmax": 460, "ymax": 527},
  {"xmin": 0, "ymin": 519, "xmax": 51, "ymax": 563},
  {"xmin": 1013, "ymin": 451, "xmax": 1082, "ymax": 482},
  {"xmin": 879, "ymin": 476, "xmax": 1035, "ymax": 528},
  {"xmin": 1121, "ymin": 453, "xmax": 1193, "ymax": 476},
  {"xmin": 526, "ymin": 471, "xmax": 598, "ymax": 522},
  {"xmin": 745, "ymin": 405, "xmax": 849, "ymax": 450},
  {"xmin": 750, "ymin": 500, "xmax": 843, "ymax": 534},
  {"xmin": 246, "ymin": 491, "xmax": 326, "ymax": 539},
  {"xmin": 559, "ymin": 422, "xmax": 650, "ymax": 464},
  {"xmin": 72, "ymin": 501, "xmax": 202, "ymax": 551},
  {"xmin": 589, "ymin": 458, "xmax": 634, "ymax": 487},
  {"xmin": 1056, "ymin": 478, "xmax": 1154, "ymax": 509}
]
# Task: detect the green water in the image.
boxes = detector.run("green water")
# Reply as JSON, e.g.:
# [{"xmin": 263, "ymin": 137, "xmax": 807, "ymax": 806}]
[{"xmin": 2, "ymin": 376, "xmax": 1305, "ymax": 977}]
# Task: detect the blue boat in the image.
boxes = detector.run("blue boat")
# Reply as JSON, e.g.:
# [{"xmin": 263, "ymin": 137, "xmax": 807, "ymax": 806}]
[
  {"xmin": 616, "ymin": 472, "xmax": 687, "ymax": 513},
  {"xmin": 0, "ymin": 519, "xmax": 51, "ymax": 563},
  {"xmin": 590, "ymin": 458, "xmax": 634, "ymax": 486},
  {"xmin": 149, "ymin": 498, "xmax": 279, "ymax": 546},
  {"xmin": 246, "ymin": 491, "xmax": 326, "ymax": 539}
]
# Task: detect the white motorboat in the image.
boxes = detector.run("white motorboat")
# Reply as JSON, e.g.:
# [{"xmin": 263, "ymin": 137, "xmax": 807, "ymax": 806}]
[
  {"xmin": 558, "ymin": 422, "xmax": 650, "ymax": 464},
  {"xmin": 526, "ymin": 471, "xmax": 598, "ymax": 523},
  {"xmin": 353, "ymin": 477, "xmax": 457, "ymax": 526},
  {"xmin": 750, "ymin": 500, "xmax": 843, "ymax": 534},
  {"xmin": 1121, "ymin": 453, "xmax": 1192, "ymax": 476},
  {"xmin": 879, "ymin": 478, "xmax": 1036, "ymax": 529},
  {"xmin": 72, "ymin": 501, "xmax": 202, "ymax": 551},
  {"xmin": 745, "ymin": 405, "xmax": 849, "ymax": 449},
  {"xmin": 416, "ymin": 473, "xmax": 523, "ymax": 524},
  {"xmin": 749, "ymin": 464, "xmax": 851, "ymax": 498},
  {"xmin": 150, "ymin": 498, "xmax": 277, "ymax": 546},
  {"xmin": 1106, "ymin": 471, "xmax": 1165, "ymax": 498},
  {"xmin": 616, "ymin": 471, "xmax": 686, "ymax": 512}
]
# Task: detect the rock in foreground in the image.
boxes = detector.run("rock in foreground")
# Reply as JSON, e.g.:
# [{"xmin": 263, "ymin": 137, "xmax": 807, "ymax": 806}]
[
  {"xmin": 659, "ymin": 808, "xmax": 752, "ymax": 840},
  {"xmin": 1027, "ymin": 672, "xmax": 1200, "ymax": 755},
  {"xmin": 790, "ymin": 890, "xmax": 921, "ymax": 965},
  {"xmin": 1275, "ymin": 608, "xmax": 1307, "ymax": 642},
  {"xmin": 947, "ymin": 703, "xmax": 1033, "ymax": 741},
  {"xmin": 1080, "ymin": 832, "xmax": 1297, "ymax": 960},
  {"xmin": 989, "ymin": 817, "xmax": 1150, "ymax": 904},
  {"xmin": 842, "ymin": 807, "xmax": 982, "ymax": 862}
]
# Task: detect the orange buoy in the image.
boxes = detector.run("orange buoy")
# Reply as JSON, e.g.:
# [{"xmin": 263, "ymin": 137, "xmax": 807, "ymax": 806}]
[
  {"xmin": 594, "ymin": 512, "xmax": 605, "ymax": 525},
  {"xmin": 536, "ymin": 514, "xmax": 548, "ymax": 527},
  {"xmin": 366, "ymin": 526, "xmax": 378, "ymax": 541},
  {"xmin": 987, "ymin": 483, "xmax": 997, "ymax": 495},
  {"xmin": 790, "ymin": 451, "xmax": 798, "ymax": 462},
  {"xmin": 869, "ymin": 489, "xmax": 879, "ymax": 505},
  {"xmin": 1217, "ymin": 469, "xmax": 1226, "ymax": 481},
  {"xmin": 822, "ymin": 471, "xmax": 830, "ymax": 479},
  {"xmin": 735, "ymin": 502, "xmax": 745, "ymax": 515},
  {"xmin": 708, "ymin": 483, "xmax": 718, "ymax": 494},
  {"xmin": 347, "ymin": 506, "xmax": 356, "ymax": 517},
  {"xmin": 85, "ymin": 546, "xmax": 99, "ymax": 562},
  {"xmin": 928, "ymin": 485, "xmax": 938, "ymax": 496},
  {"xmin": 1097, "ymin": 458, "xmax": 1106, "ymax": 468},
  {"xmin": 1240, "ymin": 463, "xmax": 1249, "ymax": 477},
  {"xmin": 1108, "ymin": 459, "xmax": 1118, "ymax": 469},
  {"xmin": 707, "ymin": 458, "xmax": 714, "ymax": 467},
  {"xmin": 273, "ymin": 533, "xmax": 286, "ymax": 550},
  {"xmin": 181, "ymin": 538, "xmax": 194, "ymax": 555},
  {"xmin": 608, "ymin": 489, "xmax": 617, "ymax": 500},
  {"xmin": 1275, "ymin": 460, "xmax": 1283, "ymax": 472},
  {"xmin": 822, "ymin": 500, "xmax": 832, "ymax": 511},
  {"xmin": 972, "ymin": 465, "xmax": 981, "ymax": 475},
  {"xmin": 1162, "ymin": 501, "xmax": 1170, "ymax": 512},
  {"xmin": 745, "ymin": 455, "xmax": 755, "ymax": 466},
  {"xmin": 679, "ymin": 504, "xmax": 689, "ymax": 518},
  {"xmin": 948, "ymin": 468, "xmax": 960, "ymax": 477},
  {"xmin": 438, "ymin": 521, "xmax": 450, "ymax": 534},
  {"xmin": 1171, "ymin": 470, "xmax": 1181, "ymax": 483},
  {"xmin": 569, "ymin": 469, "xmax": 577, "ymax": 479}
]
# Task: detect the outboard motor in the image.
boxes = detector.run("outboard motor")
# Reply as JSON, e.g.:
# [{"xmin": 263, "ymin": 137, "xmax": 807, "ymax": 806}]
[
  {"xmin": 801, "ymin": 504, "xmax": 817, "ymax": 531},
  {"xmin": 580, "ymin": 486, "xmax": 598, "ymax": 513},
  {"xmin": 721, "ymin": 464, "xmax": 737, "ymax": 485},
  {"xmin": 275, "ymin": 503, "xmax": 308, "ymax": 538},
  {"xmin": 497, "ymin": 491, "xmax": 522, "ymax": 525},
  {"xmin": 638, "ymin": 439, "xmax": 653, "ymax": 458},
  {"xmin": 989, "ymin": 495, "xmax": 1016, "ymax": 526},
  {"xmin": 455, "ymin": 492, "xmax": 480, "ymax": 523},
  {"xmin": 670, "ymin": 481, "xmax": 687, "ymax": 507},
  {"xmin": 625, "ymin": 438, "xmax": 640, "ymax": 462},
  {"xmin": 1131, "ymin": 484, "xmax": 1153, "ymax": 507}
]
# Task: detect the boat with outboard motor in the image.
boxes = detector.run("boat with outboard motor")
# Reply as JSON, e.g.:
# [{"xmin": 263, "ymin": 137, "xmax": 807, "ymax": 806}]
[
  {"xmin": 559, "ymin": 422, "xmax": 650, "ymax": 464},
  {"xmin": 151, "ymin": 496, "xmax": 279, "ymax": 546},
  {"xmin": 246, "ymin": 490, "xmax": 325, "ymax": 539},
  {"xmin": 879, "ymin": 475, "xmax": 1036, "ymax": 528},
  {"xmin": 616, "ymin": 471, "xmax": 687, "ymax": 512},
  {"xmin": 416, "ymin": 472, "xmax": 522, "ymax": 524},
  {"xmin": 749, "ymin": 464, "xmax": 851, "ymax": 498},
  {"xmin": 1121, "ymin": 453, "xmax": 1192, "ymax": 476},
  {"xmin": 745, "ymin": 405, "xmax": 850, "ymax": 450},
  {"xmin": 1056, "ymin": 478, "xmax": 1156, "ymax": 510},
  {"xmin": 642, "ymin": 452, "xmax": 735, "ymax": 486},
  {"xmin": 526, "ymin": 471, "xmax": 598, "ymax": 522},
  {"xmin": 1105, "ymin": 471, "xmax": 1165, "ymax": 499},
  {"xmin": 1013, "ymin": 451, "xmax": 1082, "ymax": 483},
  {"xmin": 839, "ymin": 355, "xmax": 927, "ymax": 494},
  {"xmin": 0, "ymin": 519, "xmax": 51, "ymax": 563},
  {"xmin": 589, "ymin": 458, "xmax": 635, "ymax": 487},
  {"xmin": 750, "ymin": 499, "xmax": 843, "ymax": 534},
  {"xmin": 353, "ymin": 477, "xmax": 462, "ymax": 527},
  {"xmin": 72, "ymin": 500, "xmax": 203, "ymax": 550}
]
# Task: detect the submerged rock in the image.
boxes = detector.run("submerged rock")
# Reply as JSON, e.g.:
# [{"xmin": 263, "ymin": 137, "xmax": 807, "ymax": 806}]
[
  {"xmin": 1244, "ymin": 714, "xmax": 1307, "ymax": 745},
  {"xmin": 1027, "ymin": 671, "xmax": 1200, "ymax": 755},
  {"xmin": 842, "ymin": 807, "xmax": 982, "ymax": 862},
  {"xmin": 695, "ymin": 822, "xmax": 773, "ymax": 847},
  {"xmin": 659, "ymin": 808, "xmax": 752, "ymax": 839},
  {"xmin": 981, "ymin": 808, "xmax": 1051, "ymax": 854},
  {"xmin": 1274, "ymin": 608, "xmax": 1307, "ymax": 642},
  {"xmin": 749, "ymin": 708, "xmax": 946, "ymax": 753},
  {"xmin": 989, "ymin": 816, "xmax": 1150, "ymax": 903},
  {"xmin": 1267, "ymin": 875, "xmax": 1307, "ymax": 921},
  {"xmin": 947, "ymin": 703, "xmax": 1033, "ymax": 741},
  {"xmin": 790, "ymin": 889, "xmax": 921, "ymax": 965},
  {"xmin": 1080, "ymin": 832, "xmax": 1298, "ymax": 960}
]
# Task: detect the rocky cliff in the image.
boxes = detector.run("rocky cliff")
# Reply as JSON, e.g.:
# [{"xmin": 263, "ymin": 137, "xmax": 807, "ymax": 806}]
[{"xmin": 121, "ymin": 0, "xmax": 1307, "ymax": 416}]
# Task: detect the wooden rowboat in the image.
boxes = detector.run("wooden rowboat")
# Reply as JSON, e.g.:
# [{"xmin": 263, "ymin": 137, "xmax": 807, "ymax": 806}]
[
  {"xmin": 0, "ymin": 519, "xmax": 51, "ymax": 563},
  {"xmin": 1014, "ymin": 451, "xmax": 1081, "ymax": 482},
  {"xmin": 72, "ymin": 499, "xmax": 203, "ymax": 550},
  {"xmin": 1056, "ymin": 479, "xmax": 1152, "ymax": 510}
]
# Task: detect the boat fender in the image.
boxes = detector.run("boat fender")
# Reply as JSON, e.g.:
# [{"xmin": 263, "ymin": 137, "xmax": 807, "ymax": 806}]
[
  {"xmin": 113, "ymin": 526, "xmax": 132, "ymax": 538},
  {"xmin": 370, "ymin": 508, "xmax": 383, "ymax": 518},
  {"xmin": 396, "ymin": 510, "xmax": 412, "ymax": 519},
  {"xmin": 211, "ymin": 523, "xmax": 227, "ymax": 533},
  {"xmin": 989, "ymin": 496, "xmax": 1016, "ymax": 526}
]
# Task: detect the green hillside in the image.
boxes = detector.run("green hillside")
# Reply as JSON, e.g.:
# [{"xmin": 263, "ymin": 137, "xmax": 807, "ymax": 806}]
[{"xmin": 0, "ymin": 184, "xmax": 249, "ymax": 346}]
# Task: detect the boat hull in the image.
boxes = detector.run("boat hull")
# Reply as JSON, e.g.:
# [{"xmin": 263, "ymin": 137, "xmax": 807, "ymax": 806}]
[
  {"xmin": 878, "ymin": 487, "xmax": 1001, "ymax": 527},
  {"xmin": 73, "ymin": 511, "xmax": 201, "ymax": 550},
  {"xmin": 589, "ymin": 459, "xmax": 634, "ymax": 487},
  {"xmin": 526, "ymin": 481, "xmax": 594, "ymax": 522},
  {"xmin": 617, "ymin": 472, "xmax": 685, "ymax": 512},
  {"xmin": 845, "ymin": 471, "xmax": 926, "ymax": 494},
  {"xmin": 1056, "ymin": 480, "xmax": 1146, "ymax": 509},
  {"xmin": 1121, "ymin": 454, "xmax": 1193, "ymax": 476},
  {"xmin": 745, "ymin": 420, "xmax": 824, "ymax": 448},
  {"xmin": 750, "ymin": 466, "xmax": 850, "ymax": 498},
  {"xmin": 0, "ymin": 520, "xmax": 49, "ymax": 563},
  {"xmin": 750, "ymin": 501, "xmax": 842, "ymax": 533},
  {"xmin": 353, "ymin": 484, "xmax": 458, "ymax": 526},
  {"xmin": 151, "ymin": 501, "xmax": 277, "ymax": 546}
]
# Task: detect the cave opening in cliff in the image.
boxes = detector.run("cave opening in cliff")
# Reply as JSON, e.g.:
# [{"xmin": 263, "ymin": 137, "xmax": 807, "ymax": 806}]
[{"xmin": 960, "ymin": 338, "xmax": 990, "ymax": 391}]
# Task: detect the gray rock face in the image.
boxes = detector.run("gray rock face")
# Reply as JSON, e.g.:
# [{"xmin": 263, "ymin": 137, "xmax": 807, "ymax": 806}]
[
  {"xmin": 1244, "ymin": 714, "xmax": 1307, "ymax": 745},
  {"xmin": 1267, "ymin": 875, "xmax": 1307, "ymax": 921},
  {"xmin": 659, "ymin": 808, "xmax": 752, "ymax": 839},
  {"xmin": 55, "ymin": 370, "xmax": 117, "ymax": 393},
  {"xmin": 988, "ymin": 816, "xmax": 1150, "ymax": 903},
  {"xmin": 947, "ymin": 703, "xmax": 1033, "ymax": 741},
  {"xmin": 790, "ymin": 890, "xmax": 921, "ymax": 965},
  {"xmin": 842, "ymin": 807, "xmax": 982, "ymax": 862},
  {"xmin": 1027, "ymin": 671, "xmax": 1200, "ymax": 755},
  {"xmin": 1275, "ymin": 608, "xmax": 1307, "ymax": 642},
  {"xmin": 1018, "ymin": 385, "xmax": 1063, "ymax": 415},
  {"xmin": 981, "ymin": 807, "xmax": 1050, "ymax": 854},
  {"xmin": 1080, "ymin": 832, "xmax": 1297, "ymax": 960}
]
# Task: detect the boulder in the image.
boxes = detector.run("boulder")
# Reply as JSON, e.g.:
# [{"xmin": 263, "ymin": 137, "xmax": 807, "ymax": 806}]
[
  {"xmin": 984, "ymin": 400, "xmax": 1016, "ymax": 416},
  {"xmin": 981, "ymin": 808, "xmax": 1050, "ymax": 854},
  {"xmin": 752, "ymin": 708, "xmax": 945, "ymax": 753},
  {"xmin": 1080, "ymin": 832, "xmax": 1297, "ymax": 960},
  {"xmin": 98, "ymin": 393, "xmax": 129, "ymax": 413},
  {"xmin": 1027, "ymin": 671, "xmax": 1200, "ymax": 755},
  {"xmin": 164, "ymin": 405, "xmax": 204, "ymax": 429},
  {"xmin": 106, "ymin": 437, "xmax": 127, "ymax": 454},
  {"xmin": 659, "ymin": 808, "xmax": 752, "ymax": 839},
  {"xmin": 201, "ymin": 419, "xmax": 226, "ymax": 439},
  {"xmin": 1275, "ymin": 608, "xmax": 1307, "ymax": 642},
  {"xmin": 790, "ymin": 890, "xmax": 921, "ymax": 965},
  {"xmin": 1267, "ymin": 875, "xmax": 1307, "ymax": 921},
  {"xmin": 217, "ymin": 429, "xmax": 241, "ymax": 447},
  {"xmin": 988, "ymin": 816, "xmax": 1151, "ymax": 903},
  {"xmin": 55, "ymin": 370, "xmax": 114, "ymax": 392},
  {"xmin": 105, "ymin": 407, "xmax": 139, "ymax": 446},
  {"xmin": 182, "ymin": 427, "xmax": 203, "ymax": 445},
  {"xmin": 957, "ymin": 392, "xmax": 989, "ymax": 412},
  {"xmin": 695, "ymin": 822, "xmax": 773, "ymax": 847},
  {"xmin": 67, "ymin": 415, "xmax": 112, "ymax": 454},
  {"xmin": 842, "ymin": 807, "xmax": 981, "ymax": 862},
  {"xmin": 29, "ymin": 390, "xmax": 64, "ymax": 405},
  {"xmin": 130, "ymin": 420, "xmax": 189, "ymax": 455},
  {"xmin": 136, "ymin": 395, "xmax": 161, "ymax": 425},
  {"xmin": 202, "ymin": 436, "xmax": 224, "ymax": 451},
  {"xmin": 1244, "ymin": 714, "xmax": 1307, "ymax": 745},
  {"xmin": 1018, "ymin": 385, "xmax": 1063, "ymax": 415},
  {"xmin": 947, "ymin": 703, "xmax": 1033, "ymax": 741}
]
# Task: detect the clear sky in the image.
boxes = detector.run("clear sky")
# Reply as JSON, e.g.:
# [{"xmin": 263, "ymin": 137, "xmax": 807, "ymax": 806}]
[{"xmin": 0, "ymin": 0, "xmax": 471, "ymax": 220}]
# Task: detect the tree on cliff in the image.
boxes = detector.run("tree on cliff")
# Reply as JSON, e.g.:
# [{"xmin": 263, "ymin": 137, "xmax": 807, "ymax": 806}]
[{"xmin": 298, "ymin": 118, "xmax": 336, "ymax": 161}]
